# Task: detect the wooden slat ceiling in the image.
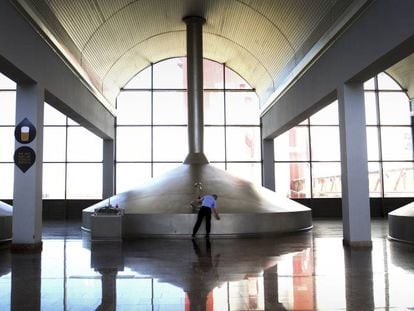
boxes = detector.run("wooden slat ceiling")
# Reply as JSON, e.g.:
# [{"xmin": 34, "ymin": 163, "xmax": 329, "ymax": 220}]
[{"xmin": 14, "ymin": 0, "xmax": 361, "ymax": 108}]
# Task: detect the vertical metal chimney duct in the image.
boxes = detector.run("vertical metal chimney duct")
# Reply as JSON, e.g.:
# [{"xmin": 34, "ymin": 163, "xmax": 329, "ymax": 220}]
[{"xmin": 183, "ymin": 16, "xmax": 208, "ymax": 164}]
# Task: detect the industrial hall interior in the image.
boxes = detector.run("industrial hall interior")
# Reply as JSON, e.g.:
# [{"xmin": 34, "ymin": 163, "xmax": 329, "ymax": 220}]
[{"xmin": 0, "ymin": 0, "xmax": 414, "ymax": 310}]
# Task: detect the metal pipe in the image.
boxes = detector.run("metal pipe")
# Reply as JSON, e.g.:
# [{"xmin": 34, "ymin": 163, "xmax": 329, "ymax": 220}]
[{"xmin": 183, "ymin": 16, "xmax": 208, "ymax": 164}]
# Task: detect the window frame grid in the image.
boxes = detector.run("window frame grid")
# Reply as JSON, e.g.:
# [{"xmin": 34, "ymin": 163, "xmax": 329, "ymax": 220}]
[{"xmin": 115, "ymin": 59, "xmax": 260, "ymax": 194}]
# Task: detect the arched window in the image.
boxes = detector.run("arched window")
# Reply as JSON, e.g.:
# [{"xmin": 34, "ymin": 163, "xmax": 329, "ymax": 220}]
[{"xmin": 115, "ymin": 58, "xmax": 261, "ymax": 193}]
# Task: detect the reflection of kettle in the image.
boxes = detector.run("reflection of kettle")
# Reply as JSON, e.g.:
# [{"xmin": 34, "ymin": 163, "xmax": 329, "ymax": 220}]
[{"xmin": 188, "ymin": 238, "xmax": 221, "ymax": 311}]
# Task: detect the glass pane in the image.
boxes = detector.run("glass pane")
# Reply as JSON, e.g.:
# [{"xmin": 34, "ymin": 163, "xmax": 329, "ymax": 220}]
[
  {"xmin": 381, "ymin": 127, "xmax": 413, "ymax": 161},
  {"xmin": 66, "ymin": 163, "xmax": 102, "ymax": 199},
  {"xmin": 366, "ymin": 127, "xmax": 380, "ymax": 161},
  {"xmin": 153, "ymin": 162, "xmax": 181, "ymax": 178},
  {"xmin": 153, "ymin": 126, "xmax": 187, "ymax": 161},
  {"xmin": 205, "ymin": 127, "xmax": 225, "ymax": 161},
  {"xmin": 153, "ymin": 58, "xmax": 187, "ymax": 89},
  {"xmin": 204, "ymin": 91, "xmax": 224, "ymax": 125},
  {"xmin": 225, "ymin": 92, "xmax": 259, "ymax": 125},
  {"xmin": 311, "ymin": 162, "xmax": 342, "ymax": 198},
  {"xmin": 379, "ymin": 92, "xmax": 410, "ymax": 125},
  {"xmin": 44, "ymin": 103, "xmax": 66, "ymax": 125},
  {"xmin": 67, "ymin": 127, "xmax": 103, "ymax": 162},
  {"xmin": 0, "ymin": 73, "xmax": 16, "ymax": 89},
  {"xmin": 116, "ymin": 163, "xmax": 151, "ymax": 193},
  {"xmin": 364, "ymin": 77, "xmax": 375, "ymax": 90},
  {"xmin": 226, "ymin": 162, "xmax": 262, "ymax": 185},
  {"xmin": 42, "ymin": 163, "xmax": 65, "ymax": 199},
  {"xmin": 226, "ymin": 127, "xmax": 261, "ymax": 161},
  {"xmin": 225, "ymin": 67, "xmax": 252, "ymax": 89},
  {"xmin": 310, "ymin": 101, "xmax": 339, "ymax": 125},
  {"xmin": 275, "ymin": 162, "xmax": 311, "ymax": 198},
  {"xmin": 116, "ymin": 91, "xmax": 151, "ymax": 125},
  {"xmin": 299, "ymin": 119, "xmax": 309, "ymax": 125},
  {"xmin": 0, "ymin": 163, "xmax": 14, "ymax": 199},
  {"xmin": 43, "ymin": 127, "xmax": 66, "ymax": 162},
  {"xmin": 204, "ymin": 59, "xmax": 223, "ymax": 89},
  {"xmin": 368, "ymin": 162, "xmax": 382, "ymax": 197},
  {"xmin": 274, "ymin": 126, "xmax": 310, "ymax": 161},
  {"xmin": 0, "ymin": 91, "xmax": 16, "ymax": 125},
  {"xmin": 116, "ymin": 127, "xmax": 151, "ymax": 161},
  {"xmin": 0, "ymin": 127, "xmax": 15, "ymax": 162},
  {"xmin": 377, "ymin": 72, "xmax": 402, "ymax": 90},
  {"xmin": 153, "ymin": 91, "xmax": 187, "ymax": 125},
  {"xmin": 310, "ymin": 126, "xmax": 340, "ymax": 161},
  {"xmin": 383, "ymin": 162, "xmax": 414, "ymax": 197},
  {"xmin": 123, "ymin": 66, "xmax": 151, "ymax": 89},
  {"xmin": 364, "ymin": 92, "xmax": 377, "ymax": 125}
]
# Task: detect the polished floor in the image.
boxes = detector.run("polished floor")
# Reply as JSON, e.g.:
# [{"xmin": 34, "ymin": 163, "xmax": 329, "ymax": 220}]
[{"xmin": 0, "ymin": 219, "xmax": 413, "ymax": 310}]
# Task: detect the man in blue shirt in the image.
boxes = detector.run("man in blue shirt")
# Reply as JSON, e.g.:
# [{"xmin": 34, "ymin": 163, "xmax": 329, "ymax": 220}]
[{"xmin": 192, "ymin": 194, "xmax": 220, "ymax": 239}]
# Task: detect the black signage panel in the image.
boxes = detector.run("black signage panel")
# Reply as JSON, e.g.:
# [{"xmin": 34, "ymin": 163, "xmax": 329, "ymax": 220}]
[{"xmin": 14, "ymin": 146, "xmax": 36, "ymax": 173}]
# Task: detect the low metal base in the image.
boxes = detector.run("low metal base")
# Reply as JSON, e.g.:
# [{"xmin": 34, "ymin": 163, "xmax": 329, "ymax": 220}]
[
  {"xmin": 83, "ymin": 211, "xmax": 312, "ymax": 238},
  {"xmin": 388, "ymin": 202, "xmax": 414, "ymax": 244},
  {"xmin": 83, "ymin": 164, "xmax": 312, "ymax": 238}
]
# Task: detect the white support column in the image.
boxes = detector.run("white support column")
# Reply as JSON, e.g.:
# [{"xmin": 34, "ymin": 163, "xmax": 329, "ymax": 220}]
[
  {"xmin": 262, "ymin": 138, "xmax": 275, "ymax": 191},
  {"xmin": 103, "ymin": 139, "xmax": 115, "ymax": 198},
  {"xmin": 338, "ymin": 82, "xmax": 371, "ymax": 247},
  {"xmin": 12, "ymin": 83, "xmax": 44, "ymax": 251}
]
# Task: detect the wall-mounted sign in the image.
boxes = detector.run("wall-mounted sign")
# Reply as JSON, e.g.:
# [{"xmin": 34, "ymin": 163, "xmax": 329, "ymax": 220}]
[
  {"xmin": 15, "ymin": 118, "xmax": 36, "ymax": 144},
  {"xmin": 14, "ymin": 146, "xmax": 36, "ymax": 173}
]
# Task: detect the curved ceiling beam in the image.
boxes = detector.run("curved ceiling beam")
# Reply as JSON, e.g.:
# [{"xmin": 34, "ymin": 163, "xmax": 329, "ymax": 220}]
[
  {"xmin": 101, "ymin": 31, "xmax": 274, "ymax": 105},
  {"xmin": 80, "ymin": 0, "xmax": 142, "ymax": 54},
  {"xmin": 235, "ymin": 0, "xmax": 296, "ymax": 62}
]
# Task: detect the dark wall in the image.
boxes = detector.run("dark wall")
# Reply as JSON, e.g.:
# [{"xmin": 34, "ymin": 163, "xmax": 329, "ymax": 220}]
[
  {"xmin": 294, "ymin": 197, "xmax": 414, "ymax": 218},
  {"xmin": 3, "ymin": 198, "xmax": 413, "ymax": 220},
  {"xmin": 3, "ymin": 199, "xmax": 99, "ymax": 220}
]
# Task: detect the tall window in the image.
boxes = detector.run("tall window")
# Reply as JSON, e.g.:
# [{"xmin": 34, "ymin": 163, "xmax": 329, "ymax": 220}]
[
  {"xmin": 43, "ymin": 105, "xmax": 103, "ymax": 199},
  {"xmin": 365, "ymin": 73, "xmax": 413, "ymax": 197},
  {"xmin": 274, "ymin": 73, "xmax": 414, "ymax": 198},
  {"xmin": 0, "ymin": 73, "xmax": 16, "ymax": 199},
  {"xmin": 115, "ymin": 58, "xmax": 260, "ymax": 193},
  {"xmin": 0, "ymin": 73, "xmax": 103, "ymax": 200}
]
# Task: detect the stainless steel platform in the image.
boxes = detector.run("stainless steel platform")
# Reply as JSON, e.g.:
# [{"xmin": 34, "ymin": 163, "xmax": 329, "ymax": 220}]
[
  {"xmin": 388, "ymin": 202, "xmax": 414, "ymax": 244},
  {"xmin": 82, "ymin": 164, "xmax": 312, "ymax": 237}
]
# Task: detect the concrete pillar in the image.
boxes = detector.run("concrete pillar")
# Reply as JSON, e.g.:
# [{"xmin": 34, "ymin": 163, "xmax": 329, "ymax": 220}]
[
  {"xmin": 12, "ymin": 83, "xmax": 44, "ymax": 251},
  {"xmin": 262, "ymin": 138, "xmax": 275, "ymax": 191},
  {"xmin": 338, "ymin": 82, "xmax": 371, "ymax": 247},
  {"xmin": 103, "ymin": 139, "xmax": 115, "ymax": 198}
]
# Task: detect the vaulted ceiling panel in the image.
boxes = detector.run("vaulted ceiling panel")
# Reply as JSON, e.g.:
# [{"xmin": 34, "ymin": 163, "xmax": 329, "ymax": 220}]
[{"xmin": 13, "ymin": 0, "xmax": 365, "ymax": 109}]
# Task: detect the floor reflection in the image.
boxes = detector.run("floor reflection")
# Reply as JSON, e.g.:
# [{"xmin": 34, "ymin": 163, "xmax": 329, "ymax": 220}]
[{"xmin": 0, "ymin": 220, "xmax": 413, "ymax": 310}]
